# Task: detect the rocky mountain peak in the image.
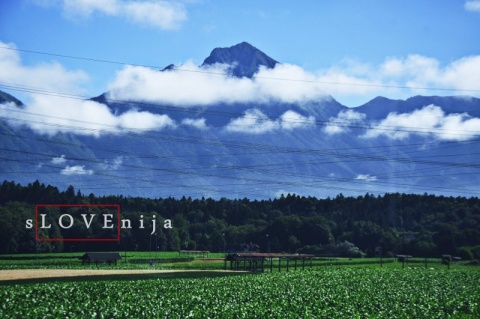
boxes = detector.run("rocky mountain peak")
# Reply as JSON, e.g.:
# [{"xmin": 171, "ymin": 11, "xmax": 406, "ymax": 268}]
[{"xmin": 201, "ymin": 42, "xmax": 278, "ymax": 78}]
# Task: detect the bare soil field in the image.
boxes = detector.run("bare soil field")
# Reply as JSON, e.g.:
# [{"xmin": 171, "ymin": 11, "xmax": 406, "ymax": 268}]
[{"xmin": 0, "ymin": 269, "xmax": 232, "ymax": 281}]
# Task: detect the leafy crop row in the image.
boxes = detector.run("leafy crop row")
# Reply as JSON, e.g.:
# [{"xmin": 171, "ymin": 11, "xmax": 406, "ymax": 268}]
[{"xmin": 1, "ymin": 268, "xmax": 479, "ymax": 318}]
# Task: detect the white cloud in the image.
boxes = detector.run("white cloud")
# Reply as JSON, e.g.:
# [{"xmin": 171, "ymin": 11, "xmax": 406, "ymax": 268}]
[
  {"xmin": 123, "ymin": 0, "xmax": 187, "ymax": 30},
  {"xmin": 101, "ymin": 156, "xmax": 123, "ymax": 170},
  {"xmin": 225, "ymin": 108, "xmax": 315, "ymax": 134},
  {"xmin": 3, "ymin": 38, "xmax": 480, "ymax": 139},
  {"xmin": 255, "ymin": 64, "xmax": 329, "ymax": 103},
  {"xmin": 0, "ymin": 96, "xmax": 176, "ymax": 136},
  {"xmin": 107, "ymin": 62, "xmax": 331, "ymax": 106},
  {"xmin": 324, "ymin": 109, "xmax": 366, "ymax": 135},
  {"xmin": 182, "ymin": 118, "xmax": 208, "ymax": 130},
  {"xmin": 107, "ymin": 53, "xmax": 480, "ymax": 108},
  {"xmin": 280, "ymin": 110, "xmax": 315, "ymax": 131},
  {"xmin": 225, "ymin": 109, "xmax": 278, "ymax": 134},
  {"xmin": 363, "ymin": 105, "xmax": 480, "ymax": 141},
  {"xmin": 465, "ymin": 0, "xmax": 480, "ymax": 13},
  {"xmin": 382, "ymin": 55, "xmax": 480, "ymax": 95},
  {"xmin": 39, "ymin": 0, "xmax": 187, "ymax": 30},
  {"xmin": 61, "ymin": 165, "xmax": 93, "ymax": 175},
  {"xmin": 315, "ymin": 54, "xmax": 480, "ymax": 106},
  {"xmin": 117, "ymin": 109, "xmax": 176, "ymax": 131},
  {"xmin": 63, "ymin": 0, "xmax": 118, "ymax": 17},
  {"xmin": 0, "ymin": 41, "xmax": 89, "ymax": 95},
  {"xmin": 355, "ymin": 174, "xmax": 377, "ymax": 182},
  {"xmin": 51, "ymin": 155, "xmax": 67, "ymax": 164},
  {"xmin": 0, "ymin": 42, "xmax": 176, "ymax": 136},
  {"xmin": 108, "ymin": 62, "xmax": 259, "ymax": 105},
  {"xmin": 315, "ymin": 65, "xmax": 386, "ymax": 99},
  {"xmin": 112, "ymin": 156, "xmax": 123, "ymax": 169}
]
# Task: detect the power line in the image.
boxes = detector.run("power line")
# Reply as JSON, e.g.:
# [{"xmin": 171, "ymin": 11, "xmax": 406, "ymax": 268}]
[
  {"xmin": 2, "ymin": 93, "xmax": 480, "ymax": 173},
  {"xmin": 2, "ymin": 108, "xmax": 480, "ymax": 162},
  {"xmin": 2, "ymin": 82, "xmax": 480, "ymax": 139},
  {"xmin": 1, "ymin": 127, "xmax": 479, "ymax": 197},
  {"xmin": 1, "ymin": 46, "xmax": 480, "ymax": 197}
]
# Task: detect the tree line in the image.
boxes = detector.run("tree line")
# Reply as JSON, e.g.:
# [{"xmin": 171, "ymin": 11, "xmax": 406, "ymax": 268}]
[{"xmin": 1, "ymin": 180, "xmax": 479, "ymax": 260}]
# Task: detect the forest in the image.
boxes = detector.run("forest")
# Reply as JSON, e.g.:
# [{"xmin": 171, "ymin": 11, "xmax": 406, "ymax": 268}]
[{"xmin": 0, "ymin": 180, "xmax": 479, "ymax": 260}]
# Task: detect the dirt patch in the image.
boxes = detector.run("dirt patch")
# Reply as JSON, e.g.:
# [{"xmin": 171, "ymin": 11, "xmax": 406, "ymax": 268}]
[
  {"xmin": 196, "ymin": 258, "xmax": 224, "ymax": 263},
  {"xmin": 0, "ymin": 269, "xmax": 231, "ymax": 281}
]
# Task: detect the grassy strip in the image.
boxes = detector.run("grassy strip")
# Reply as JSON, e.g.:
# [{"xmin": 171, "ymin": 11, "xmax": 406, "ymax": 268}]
[{"xmin": 0, "ymin": 252, "xmax": 476, "ymax": 271}]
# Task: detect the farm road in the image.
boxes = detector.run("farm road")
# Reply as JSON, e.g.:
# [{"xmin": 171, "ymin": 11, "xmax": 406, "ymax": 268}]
[{"xmin": 0, "ymin": 269, "xmax": 234, "ymax": 281}]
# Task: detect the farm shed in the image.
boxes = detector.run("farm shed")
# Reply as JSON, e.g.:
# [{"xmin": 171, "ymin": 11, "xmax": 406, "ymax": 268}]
[
  {"xmin": 395, "ymin": 254, "xmax": 412, "ymax": 262},
  {"xmin": 225, "ymin": 253, "xmax": 314, "ymax": 272},
  {"xmin": 80, "ymin": 252, "xmax": 122, "ymax": 266}
]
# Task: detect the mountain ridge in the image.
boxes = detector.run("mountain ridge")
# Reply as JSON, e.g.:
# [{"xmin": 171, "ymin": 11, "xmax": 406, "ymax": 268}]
[{"xmin": 356, "ymin": 95, "xmax": 480, "ymax": 118}]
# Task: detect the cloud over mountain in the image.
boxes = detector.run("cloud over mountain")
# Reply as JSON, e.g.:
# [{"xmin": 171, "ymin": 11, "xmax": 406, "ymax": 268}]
[
  {"xmin": 363, "ymin": 105, "xmax": 480, "ymax": 141},
  {"xmin": 107, "ymin": 54, "xmax": 480, "ymax": 108},
  {"xmin": 2, "ymin": 39, "xmax": 480, "ymax": 139},
  {"xmin": 0, "ymin": 41, "xmax": 89, "ymax": 95},
  {"xmin": 0, "ymin": 96, "xmax": 176, "ymax": 136},
  {"xmin": 182, "ymin": 118, "xmax": 208, "ymax": 130},
  {"xmin": 324, "ymin": 110, "xmax": 366, "ymax": 135},
  {"xmin": 0, "ymin": 96, "xmax": 174, "ymax": 136},
  {"xmin": 316, "ymin": 55, "xmax": 480, "ymax": 105},
  {"xmin": 225, "ymin": 108, "xmax": 315, "ymax": 134},
  {"xmin": 0, "ymin": 42, "xmax": 176, "ymax": 136},
  {"xmin": 107, "ymin": 62, "xmax": 331, "ymax": 106}
]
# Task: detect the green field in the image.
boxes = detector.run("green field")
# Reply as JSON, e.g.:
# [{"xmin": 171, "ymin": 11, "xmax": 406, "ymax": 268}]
[
  {"xmin": 1, "ymin": 253, "xmax": 479, "ymax": 318},
  {"xmin": 1, "ymin": 268, "xmax": 479, "ymax": 318}
]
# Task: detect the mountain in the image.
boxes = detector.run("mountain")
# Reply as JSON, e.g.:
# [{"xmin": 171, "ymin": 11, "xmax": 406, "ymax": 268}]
[
  {"xmin": 201, "ymin": 42, "xmax": 278, "ymax": 78},
  {"xmin": 1, "ymin": 43, "xmax": 480, "ymax": 199}
]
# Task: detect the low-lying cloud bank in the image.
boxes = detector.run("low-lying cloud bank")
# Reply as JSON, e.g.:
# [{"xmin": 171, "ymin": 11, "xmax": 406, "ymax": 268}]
[
  {"xmin": 225, "ymin": 109, "xmax": 315, "ymax": 134},
  {"xmin": 0, "ymin": 98, "xmax": 176, "ymax": 136},
  {"xmin": 2, "ymin": 39, "xmax": 480, "ymax": 137},
  {"xmin": 0, "ymin": 41, "xmax": 88, "ymax": 95},
  {"xmin": 0, "ymin": 41, "xmax": 178, "ymax": 136},
  {"xmin": 106, "ymin": 54, "xmax": 480, "ymax": 108},
  {"xmin": 324, "ymin": 105, "xmax": 480, "ymax": 141},
  {"xmin": 324, "ymin": 110, "xmax": 367, "ymax": 135},
  {"xmin": 363, "ymin": 105, "xmax": 480, "ymax": 141},
  {"xmin": 107, "ymin": 62, "xmax": 331, "ymax": 106}
]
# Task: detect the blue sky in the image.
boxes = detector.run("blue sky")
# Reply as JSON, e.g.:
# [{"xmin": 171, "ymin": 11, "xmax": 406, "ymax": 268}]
[{"xmin": 1, "ymin": 0, "xmax": 480, "ymax": 107}]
